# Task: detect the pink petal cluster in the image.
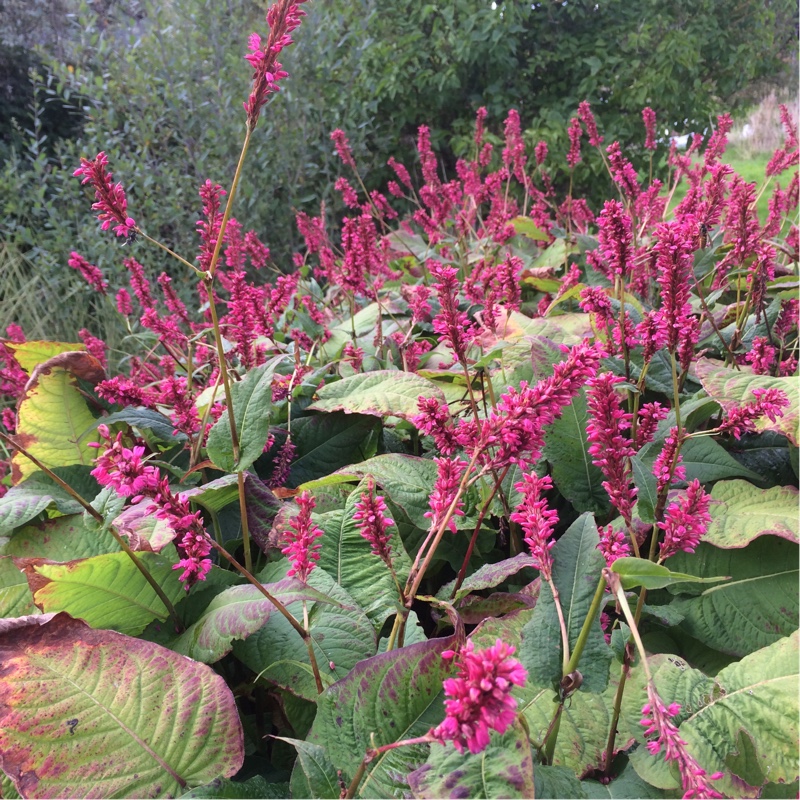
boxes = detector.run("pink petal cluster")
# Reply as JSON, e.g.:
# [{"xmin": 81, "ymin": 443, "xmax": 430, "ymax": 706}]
[
  {"xmin": 578, "ymin": 101, "xmax": 603, "ymax": 147},
  {"xmin": 658, "ymin": 479, "xmax": 712, "ymax": 561},
  {"xmin": 425, "ymin": 457, "xmax": 467, "ymax": 534},
  {"xmin": 652, "ymin": 428, "xmax": 686, "ymax": 495},
  {"xmin": 73, "ymin": 151, "xmax": 136, "ymax": 238},
  {"xmin": 509, "ymin": 472, "xmax": 558, "ymax": 579},
  {"xmin": 353, "ymin": 481, "xmax": 395, "ymax": 565},
  {"xmin": 243, "ymin": 0, "xmax": 306, "ymax": 129},
  {"xmin": 596, "ymin": 200, "xmax": 633, "ymax": 279},
  {"xmin": 642, "ymin": 107, "xmax": 657, "ymax": 151},
  {"xmin": 282, "ymin": 490, "xmax": 323, "ymax": 582},
  {"xmin": 597, "ymin": 523, "xmax": 631, "ymax": 566},
  {"xmin": 68, "ymin": 252, "xmax": 108, "ymax": 294},
  {"xmin": 430, "ymin": 639, "xmax": 527, "ymax": 755},
  {"xmin": 640, "ymin": 685, "xmax": 724, "ymax": 798},
  {"xmin": 429, "ymin": 261, "xmax": 475, "ymax": 363},
  {"xmin": 566, "ymin": 116, "xmax": 583, "ymax": 168},
  {"xmin": 89, "ymin": 425, "xmax": 212, "ymax": 586},
  {"xmin": 586, "ymin": 373, "xmax": 637, "ymax": 526},
  {"xmin": 717, "ymin": 388, "xmax": 790, "ymax": 439},
  {"xmin": 606, "ymin": 141, "xmax": 640, "ymax": 199}
]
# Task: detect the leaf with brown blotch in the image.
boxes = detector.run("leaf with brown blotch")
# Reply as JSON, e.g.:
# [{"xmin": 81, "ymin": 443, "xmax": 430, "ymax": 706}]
[{"xmin": 0, "ymin": 613, "xmax": 244, "ymax": 799}]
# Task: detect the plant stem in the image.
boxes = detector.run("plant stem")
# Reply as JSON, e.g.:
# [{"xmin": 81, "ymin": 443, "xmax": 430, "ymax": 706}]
[
  {"xmin": 210, "ymin": 540, "xmax": 324, "ymax": 693},
  {"xmin": 450, "ymin": 465, "xmax": 509, "ymax": 598},
  {"xmin": 237, "ymin": 470, "xmax": 253, "ymax": 573},
  {"xmin": 564, "ymin": 574, "xmax": 607, "ymax": 676},
  {"xmin": 135, "ymin": 229, "xmax": 204, "ymax": 276}
]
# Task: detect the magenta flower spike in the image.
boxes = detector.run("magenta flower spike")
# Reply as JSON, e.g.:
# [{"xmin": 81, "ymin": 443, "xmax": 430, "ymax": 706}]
[
  {"xmin": 430, "ymin": 639, "xmax": 527, "ymax": 755},
  {"xmin": 282, "ymin": 490, "xmax": 323, "ymax": 583},
  {"xmin": 68, "ymin": 252, "xmax": 108, "ymax": 295},
  {"xmin": 353, "ymin": 480, "xmax": 395, "ymax": 566},
  {"xmin": 640, "ymin": 685, "xmax": 724, "ymax": 798},
  {"xmin": 243, "ymin": 0, "xmax": 306, "ymax": 130},
  {"xmin": 73, "ymin": 151, "xmax": 136, "ymax": 237},
  {"xmin": 658, "ymin": 479, "xmax": 712, "ymax": 561},
  {"xmin": 578, "ymin": 101, "xmax": 604, "ymax": 147},
  {"xmin": 510, "ymin": 472, "xmax": 558, "ymax": 579},
  {"xmin": 566, "ymin": 117, "xmax": 583, "ymax": 168},
  {"xmin": 642, "ymin": 106, "xmax": 657, "ymax": 151}
]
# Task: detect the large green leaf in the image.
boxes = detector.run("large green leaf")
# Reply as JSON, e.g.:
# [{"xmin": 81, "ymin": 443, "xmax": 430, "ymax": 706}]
[
  {"xmin": 611, "ymin": 557, "xmax": 728, "ymax": 590},
  {"xmin": 315, "ymin": 482, "xmax": 411, "ymax": 627},
  {"xmin": 171, "ymin": 579, "xmax": 346, "ymax": 663},
  {"xmin": 0, "ymin": 614, "xmax": 243, "ymax": 798},
  {"xmin": 25, "ymin": 551, "xmax": 186, "ymax": 636},
  {"xmin": 666, "ymin": 537, "xmax": 799, "ymax": 656},
  {"xmin": 543, "ymin": 391, "xmax": 612, "ymax": 516},
  {"xmin": 702, "ymin": 480, "xmax": 799, "ymax": 548},
  {"xmin": 6, "ymin": 340, "xmax": 85, "ymax": 374},
  {"xmin": 181, "ymin": 776, "xmax": 290, "ymax": 799},
  {"xmin": 0, "ymin": 472, "xmax": 92, "ymax": 536},
  {"xmin": 206, "ymin": 360, "xmax": 281, "ymax": 472},
  {"xmin": 5, "ymin": 512, "xmax": 118, "ymax": 562},
  {"xmin": 280, "ymin": 738, "xmax": 342, "ymax": 800},
  {"xmin": 289, "ymin": 413, "xmax": 380, "ymax": 486},
  {"xmin": 304, "ymin": 454, "xmax": 441, "ymax": 530},
  {"xmin": 233, "ymin": 565, "xmax": 376, "ymax": 701},
  {"xmin": 681, "ymin": 632, "xmax": 799, "ymax": 797},
  {"xmin": 407, "ymin": 719, "xmax": 536, "ymax": 799},
  {"xmin": 0, "ymin": 556, "xmax": 38, "ymax": 617},
  {"xmin": 309, "ymin": 370, "xmax": 447, "ymax": 419},
  {"xmin": 619, "ymin": 653, "xmax": 716, "ymax": 791},
  {"xmin": 296, "ymin": 635, "xmax": 457, "ymax": 798},
  {"xmin": 11, "ymin": 352, "xmax": 104, "ymax": 483},
  {"xmin": 437, "ymin": 553, "xmax": 537, "ymax": 602},
  {"xmin": 693, "ymin": 358, "xmax": 800, "ymax": 445},
  {"xmin": 519, "ymin": 513, "xmax": 611, "ymax": 693},
  {"xmin": 519, "ymin": 678, "xmax": 618, "ymax": 777}
]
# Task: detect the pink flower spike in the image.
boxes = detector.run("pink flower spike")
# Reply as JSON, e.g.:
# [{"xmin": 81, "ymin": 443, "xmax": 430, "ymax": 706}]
[
  {"xmin": 282, "ymin": 490, "xmax": 323, "ymax": 582},
  {"xmin": 598, "ymin": 524, "xmax": 631, "ymax": 567},
  {"xmin": 578, "ymin": 101, "xmax": 603, "ymax": 147},
  {"xmin": 566, "ymin": 117, "xmax": 582, "ymax": 168},
  {"xmin": 243, "ymin": 0, "xmax": 305, "ymax": 129},
  {"xmin": 353, "ymin": 480, "xmax": 395, "ymax": 566},
  {"xmin": 510, "ymin": 472, "xmax": 558, "ymax": 579},
  {"xmin": 640, "ymin": 685, "xmax": 724, "ymax": 798},
  {"xmin": 73, "ymin": 152, "xmax": 136, "ymax": 237},
  {"xmin": 425, "ymin": 457, "xmax": 468, "ymax": 534},
  {"xmin": 642, "ymin": 107, "xmax": 657, "ymax": 151},
  {"xmin": 68, "ymin": 252, "xmax": 108, "ymax": 294},
  {"xmin": 430, "ymin": 639, "xmax": 527, "ymax": 755},
  {"xmin": 658, "ymin": 479, "xmax": 712, "ymax": 561},
  {"xmin": 717, "ymin": 388, "xmax": 790, "ymax": 439}
]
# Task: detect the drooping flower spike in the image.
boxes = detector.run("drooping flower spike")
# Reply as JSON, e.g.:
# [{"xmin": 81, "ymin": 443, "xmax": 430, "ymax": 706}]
[{"xmin": 73, "ymin": 151, "xmax": 136, "ymax": 238}]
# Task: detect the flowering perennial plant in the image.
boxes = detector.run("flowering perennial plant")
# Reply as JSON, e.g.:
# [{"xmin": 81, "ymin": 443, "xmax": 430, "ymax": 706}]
[{"xmin": 0, "ymin": 28, "xmax": 796, "ymax": 796}]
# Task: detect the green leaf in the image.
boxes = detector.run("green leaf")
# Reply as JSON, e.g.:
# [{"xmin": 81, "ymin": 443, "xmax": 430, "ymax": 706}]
[
  {"xmin": 304, "ymin": 454, "xmax": 440, "ymax": 530},
  {"xmin": 536, "ymin": 766, "xmax": 587, "ymax": 799},
  {"xmin": 207, "ymin": 360, "xmax": 281, "ymax": 472},
  {"xmin": 631, "ymin": 455, "xmax": 658, "ymax": 523},
  {"xmin": 407, "ymin": 720, "xmax": 536, "ymax": 798},
  {"xmin": 298, "ymin": 635, "xmax": 457, "ymax": 798},
  {"xmin": 0, "ymin": 614, "xmax": 243, "ymax": 798},
  {"xmin": 520, "ymin": 513, "xmax": 611, "ymax": 693},
  {"xmin": 309, "ymin": 370, "xmax": 446, "ymax": 418},
  {"xmin": 0, "ymin": 556, "xmax": 38, "ymax": 617},
  {"xmin": 233, "ymin": 564, "xmax": 376, "ymax": 701},
  {"xmin": 702, "ymin": 480, "xmax": 799, "ymax": 548},
  {"xmin": 11, "ymin": 352, "xmax": 104, "ymax": 482},
  {"xmin": 531, "ymin": 238, "xmax": 576, "ymax": 269},
  {"xmin": 693, "ymin": 358, "xmax": 800, "ymax": 445},
  {"xmin": 667, "ymin": 537, "xmax": 799, "ymax": 656},
  {"xmin": 677, "ymin": 436, "xmax": 762, "ymax": 483},
  {"xmin": 28, "ymin": 551, "xmax": 186, "ymax": 636},
  {"xmin": 611, "ymin": 557, "xmax": 728, "ymax": 590},
  {"xmin": 289, "ymin": 413, "xmax": 380, "ymax": 486},
  {"xmin": 315, "ymin": 482, "xmax": 411, "ymax": 627},
  {"xmin": 519, "ymin": 677, "xmax": 618, "ymax": 776},
  {"xmin": 100, "ymin": 407, "xmax": 186, "ymax": 445},
  {"xmin": 437, "ymin": 553, "xmax": 537, "ymax": 602},
  {"xmin": 4, "ymin": 513, "xmax": 118, "ymax": 561},
  {"xmin": 511, "ymin": 215, "xmax": 550, "ymax": 242},
  {"xmin": 181, "ymin": 776, "xmax": 290, "ymax": 799},
  {"xmin": 172, "ymin": 579, "xmax": 345, "ymax": 663},
  {"xmin": 6, "ymin": 340, "xmax": 85, "ymax": 374},
  {"xmin": 0, "ymin": 472, "xmax": 91, "ymax": 536},
  {"xmin": 282, "ymin": 737, "xmax": 350, "ymax": 800},
  {"xmin": 544, "ymin": 390, "xmax": 612, "ymax": 516},
  {"xmin": 581, "ymin": 761, "xmax": 670, "ymax": 798}
]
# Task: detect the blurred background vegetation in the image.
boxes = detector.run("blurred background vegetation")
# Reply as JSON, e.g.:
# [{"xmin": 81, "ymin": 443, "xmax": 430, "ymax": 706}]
[{"xmin": 1, "ymin": 0, "xmax": 797, "ymax": 347}]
